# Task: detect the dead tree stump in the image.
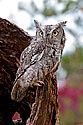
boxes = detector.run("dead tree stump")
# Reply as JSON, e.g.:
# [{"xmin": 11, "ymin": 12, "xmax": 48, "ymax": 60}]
[{"xmin": 26, "ymin": 73, "xmax": 59, "ymax": 125}]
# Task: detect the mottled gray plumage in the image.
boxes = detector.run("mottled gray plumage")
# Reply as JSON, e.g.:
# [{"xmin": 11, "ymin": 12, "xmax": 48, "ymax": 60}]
[{"xmin": 11, "ymin": 20, "xmax": 66, "ymax": 102}]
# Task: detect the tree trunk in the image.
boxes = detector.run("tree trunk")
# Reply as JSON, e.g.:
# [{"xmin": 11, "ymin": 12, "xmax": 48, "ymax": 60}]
[
  {"xmin": 0, "ymin": 17, "xmax": 32, "ymax": 125},
  {"xmin": 26, "ymin": 73, "xmax": 59, "ymax": 125}
]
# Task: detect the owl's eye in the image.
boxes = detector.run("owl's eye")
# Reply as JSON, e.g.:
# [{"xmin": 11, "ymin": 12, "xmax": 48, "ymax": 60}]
[
  {"xmin": 39, "ymin": 31, "xmax": 43, "ymax": 37},
  {"xmin": 52, "ymin": 30, "xmax": 59, "ymax": 36}
]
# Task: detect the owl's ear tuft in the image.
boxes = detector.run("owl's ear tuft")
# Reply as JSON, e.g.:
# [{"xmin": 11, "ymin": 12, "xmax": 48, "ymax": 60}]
[
  {"xmin": 59, "ymin": 21, "xmax": 67, "ymax": 27},
  {"xmin": 34, "ymin": 20, "xmax": 41, "ymax": 29}
]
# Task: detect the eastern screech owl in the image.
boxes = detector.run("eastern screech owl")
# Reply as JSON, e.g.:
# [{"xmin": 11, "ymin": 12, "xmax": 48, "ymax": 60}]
[{"xmin": 11, "ymin": 20, "xmax": 66, "ymax": 102}]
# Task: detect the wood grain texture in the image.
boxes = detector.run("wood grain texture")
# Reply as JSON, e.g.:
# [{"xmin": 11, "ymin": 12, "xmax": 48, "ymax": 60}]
[
  {"xmin": 26, "ymin": 73, "xmax": 59, "ymax": 125},
  {"xmin": 0, "ymin": 17, "xmax": 32, "ymax": 125}
]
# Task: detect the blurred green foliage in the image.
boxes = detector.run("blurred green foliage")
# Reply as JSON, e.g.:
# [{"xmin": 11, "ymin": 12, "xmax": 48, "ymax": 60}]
[{"xmin": 62, "ymin": 46, "xmax": 83, "ymax": 75}]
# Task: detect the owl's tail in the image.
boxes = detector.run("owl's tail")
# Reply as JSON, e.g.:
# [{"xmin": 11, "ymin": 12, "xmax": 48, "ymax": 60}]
[{"xmin": 11, "ymin": 80, "xmax": 28, "ymax": 102}]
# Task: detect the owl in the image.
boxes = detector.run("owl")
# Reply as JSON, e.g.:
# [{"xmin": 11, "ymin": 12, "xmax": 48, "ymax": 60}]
[{"xmin": 11, "ymin": 20, "xmax": 66, "ymax": 102}]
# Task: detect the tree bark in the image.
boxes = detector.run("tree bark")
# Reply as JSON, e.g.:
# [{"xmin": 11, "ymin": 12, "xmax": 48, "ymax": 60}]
[
  {"xmin": 0, "ymin": 17, "xmax": 32, "ymax": 125},
  {"xmin": 26, "ymin": 73, "xmax": 59, "ymax": 125}
]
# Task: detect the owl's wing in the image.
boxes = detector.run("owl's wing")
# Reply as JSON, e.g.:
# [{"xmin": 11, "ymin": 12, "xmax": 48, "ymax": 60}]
[
  {"xmin": 14, "ymin": 46, "xmax": 32, "ymax": 80},
  {"xmin": 14, "ymin": 39, "xmax": 43, "ymax": 81},
  {"xmin": 11, "ymin": 39, "xmax": 44, "ymax": 102},
  {"xmin": 11, "ymin": 77, "xmax": 29, "ymax": 102}
]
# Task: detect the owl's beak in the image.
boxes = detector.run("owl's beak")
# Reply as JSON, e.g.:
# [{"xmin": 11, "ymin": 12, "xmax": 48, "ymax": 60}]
[
  {"xmin": 45, "ymin": 36, "xmax": 51, "ymax": 44},
  {"xmin": 46, "ymin": 33, "xmax": 50, "ymax": 36},
  {"xmin": 44, "ymin": 32, "xmax": 51, "ymax": 43}
]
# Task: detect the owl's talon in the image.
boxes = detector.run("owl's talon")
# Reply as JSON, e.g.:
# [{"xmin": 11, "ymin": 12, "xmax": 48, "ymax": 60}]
[
  {"xmin": 32, "ymin": 81, "xmax": 44, "ymax": 87},
  {"xmin": 35, "ymin": 83, "xmax": 41, "ymax": 86},
  {"xmin": 37, "ymin": 80, "xmax": 44, "ymax": 85}
]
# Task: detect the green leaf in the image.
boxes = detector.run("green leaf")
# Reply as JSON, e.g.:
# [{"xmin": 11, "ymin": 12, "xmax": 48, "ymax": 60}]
[{"xmin": 42, "ymin": 8, "xmax": 56, "ymax": 17}]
